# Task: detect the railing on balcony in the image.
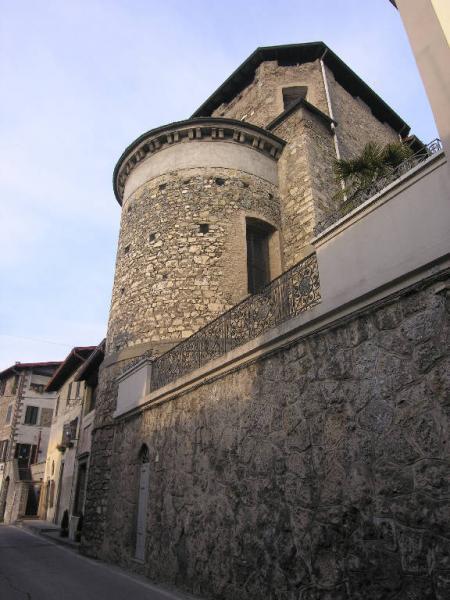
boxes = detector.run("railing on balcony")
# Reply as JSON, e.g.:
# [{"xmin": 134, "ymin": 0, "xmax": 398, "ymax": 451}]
[
  {"xmin": 151, "ymin": 253, "xmax": 321, "ymax": 391},
  {"xmin": 314, "ymin": 139, "xmax": 443, "ymax": 237}
]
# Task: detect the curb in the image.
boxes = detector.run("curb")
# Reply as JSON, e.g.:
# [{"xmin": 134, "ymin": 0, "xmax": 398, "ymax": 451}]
[{"xmin": 15, "ymin": 520, "xmax": 81, "ymax": 552}]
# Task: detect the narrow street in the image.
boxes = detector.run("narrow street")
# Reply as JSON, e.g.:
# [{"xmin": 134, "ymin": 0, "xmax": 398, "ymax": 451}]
[{"xmin": 0, "ymin": 525, "xmax": 193, "ymax": 600}]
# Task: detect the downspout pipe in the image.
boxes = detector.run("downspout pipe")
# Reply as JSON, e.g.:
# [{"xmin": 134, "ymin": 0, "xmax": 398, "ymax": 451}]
[
  {"xmin": 319, "ymin": 49, "xmax": 347, "ymax": 199},
  {"xmin": 319, "ymin": 48, "xmax": 342, "ymax": 160}
]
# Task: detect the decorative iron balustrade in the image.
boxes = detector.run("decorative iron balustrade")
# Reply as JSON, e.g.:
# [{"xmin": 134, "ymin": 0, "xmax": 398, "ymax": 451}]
[
  {"xmin": 314, "ymin": 139, "xmax": 443, "ymax": 237},
  {"xmin": 151, "ymin": 253, "xmax": 321, "ymax": 391}
]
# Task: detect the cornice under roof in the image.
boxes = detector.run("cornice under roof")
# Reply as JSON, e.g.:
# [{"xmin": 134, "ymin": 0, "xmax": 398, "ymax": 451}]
[
  {"xmin": 0, "ymin": 361, "xmax": 61, "ymax": 380},
  {"xmin": 74, "ymin": 339, "xmax": 105, "ymax": 382},
  {"xmin": 113, "ymin": 117, "xmax": 286, "ymax": 204},
  {"xmin": 191, "ymin": 42, "xmax": 410, "ymax": 135},
  {"xmin": 45, "ymin": 346, "xmax": 96, "ymax": 392}
]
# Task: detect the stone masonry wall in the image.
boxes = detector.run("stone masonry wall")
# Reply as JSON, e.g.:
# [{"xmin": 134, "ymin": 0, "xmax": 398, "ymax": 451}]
[
  {"xmin": 81, "ymin": 357, "xmax": 125, "ymax": 555},
  {"xmin": 107, "ymin": 167, "xmax": 281, "ymax": 357},
  {"xmin": 211, "ymin": 60, "xmax": 401, "ymax": 155},
  {"xmin": 273, "ymin": 110, "xmax": 339, "ymax": 266},
  {"xmin": 89, "ymin": 273, "xmax": 450, "ymax": 600},
  {"xmin": 211, "ymin": 60, "xmax": 328, "ymax": 127},
  {"xmin": 211, "ymin": 59, "xmax": 401, "ymax": 261},
  {"xmin": 324, "ymin": 66, "xmax": 400, "ymax": 160}
]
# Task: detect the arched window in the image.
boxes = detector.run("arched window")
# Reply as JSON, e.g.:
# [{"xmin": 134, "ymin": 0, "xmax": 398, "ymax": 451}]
[
  {"xmin": 135, "ymin": 444, "xmax": 150, "ymax": 561},
  {"xmin": 139, "ymin": 444, "xmax": 150, "ymax": 464}
]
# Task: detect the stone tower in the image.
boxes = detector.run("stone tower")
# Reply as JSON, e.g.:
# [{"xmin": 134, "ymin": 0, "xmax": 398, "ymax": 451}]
[
  {"xmin": 103, "ymin": 41, "xmax": 409, "ymax": 372},
  {"xmin": 108, "ymin": 118, "xmax": 285, "ymax": 361},
  {"xmin": 83, "ymin": 42, "xmax": 412, "ymax": 562}
]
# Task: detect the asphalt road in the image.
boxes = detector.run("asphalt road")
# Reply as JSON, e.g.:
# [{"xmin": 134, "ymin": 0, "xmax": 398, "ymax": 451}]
[{"xmin": 0, "ymin": 525, "xmax": 192, "ymax": 600}]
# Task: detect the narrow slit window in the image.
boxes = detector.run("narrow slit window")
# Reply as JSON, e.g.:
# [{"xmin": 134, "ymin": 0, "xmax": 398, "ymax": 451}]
[{"xmin": 246, "ymin": 219, "xmax": 273, "ymax": 294}]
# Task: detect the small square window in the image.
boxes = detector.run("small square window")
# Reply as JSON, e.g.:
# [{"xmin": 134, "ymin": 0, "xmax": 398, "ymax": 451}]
[
  {"xmin": 124, "ymin": 245, "xmax": 130, "ymax": 254},
  {"xmin": 159, "ymin": 183, "xmax": 167, "ymax": 191},
  {"xmin": 199, "ymin": 224, "xmax": 209, "ymax": 234},
  {"xmin": 215, "ymin": 177, "xmax": 225, "ymax": 186},
  {"xmin": 149, "ymin": 233, "xmax": 156, "ymax": 242}
]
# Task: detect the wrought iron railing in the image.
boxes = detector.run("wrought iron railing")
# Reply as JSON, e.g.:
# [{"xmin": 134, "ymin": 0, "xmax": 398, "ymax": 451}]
[
  {"xmin": 151, "ymin": 253, "xmax": 321, "ymax": 391},
  {"xmin": 314, "ymin": 138, "xmax": 443, "ymax": 236}
]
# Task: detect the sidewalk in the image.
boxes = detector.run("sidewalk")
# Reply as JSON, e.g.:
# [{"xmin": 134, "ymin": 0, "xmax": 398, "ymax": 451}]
[{"xmin": 16, "ymin": 518, "xmax": 80, "ymax": 550}]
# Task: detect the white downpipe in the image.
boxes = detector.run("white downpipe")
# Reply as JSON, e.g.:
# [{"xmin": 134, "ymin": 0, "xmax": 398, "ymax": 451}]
[
  {"xmin": 320, "ymin": 55, "xmax": 341, "ymax": 159},
  {"xmin": 320, "ymin": 52, "xmax": 347, "ymax": 200}
]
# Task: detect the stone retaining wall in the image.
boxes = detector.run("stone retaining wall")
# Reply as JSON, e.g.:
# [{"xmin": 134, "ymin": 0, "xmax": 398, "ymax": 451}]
[{"xmin": 84, "ymin": 272, "xmax": 450, "ymax": 600}]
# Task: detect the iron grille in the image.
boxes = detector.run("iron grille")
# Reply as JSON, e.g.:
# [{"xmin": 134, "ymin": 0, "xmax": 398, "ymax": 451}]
[
  {"xmin": 151, "ymin": 253, "xmax": 320, "ymax": 391},
  {"xmin": 314, "ymin": 138, "xmax": 443, "ymax": 237}
]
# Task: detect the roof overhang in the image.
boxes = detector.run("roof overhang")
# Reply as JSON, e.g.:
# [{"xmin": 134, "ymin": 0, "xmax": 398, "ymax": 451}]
[
  {"xmin": 266, "ymin": 97, "xmax": 336, "ymax": 132},
  {"xmin": 0, "ymin": 361, "xmax": 61, "ymax": 380},
  {"xmin": 74, "ymin": 340, "xmax": 105, "ymax": 383},
  {"xmin": 45, "ymin": 346, "xmax": 96, "ymax": 392},
  {"xmin": 191, "ymin": 42, "xmax": 409, "ymax": 136}
]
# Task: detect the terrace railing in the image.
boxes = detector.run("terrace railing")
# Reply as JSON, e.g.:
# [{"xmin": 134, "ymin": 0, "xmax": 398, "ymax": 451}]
[
  {"xmin": 314, "ymin": 139, "xmax": 443, "ymax": 237},
  {"xmin": 151, "ymin": 253, "xmax": 321, "ymax": 391}
]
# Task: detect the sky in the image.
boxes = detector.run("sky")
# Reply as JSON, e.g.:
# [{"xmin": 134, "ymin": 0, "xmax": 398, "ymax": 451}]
[{"xmin": 0, "ymin": 0, "xmax": 438, "ymax": 370}]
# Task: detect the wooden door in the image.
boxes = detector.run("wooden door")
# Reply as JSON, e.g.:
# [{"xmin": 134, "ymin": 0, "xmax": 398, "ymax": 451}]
[{"xmin": 135, "ymin": 462, "xmax": 150, "ymax": 561}]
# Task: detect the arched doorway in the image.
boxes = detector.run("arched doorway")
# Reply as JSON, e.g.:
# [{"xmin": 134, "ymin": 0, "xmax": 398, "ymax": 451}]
[{"xmin": 135, "ymin": 444, "xmax": 150, "ymax": 561}]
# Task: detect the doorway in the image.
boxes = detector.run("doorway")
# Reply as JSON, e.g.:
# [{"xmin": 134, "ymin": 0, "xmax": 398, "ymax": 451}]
[
  {"xmin": 135, "ymin": 445, "xmax": 150, "ymax": 562},
  {"xmin": 0, "ymin": 476, "xmax": 10, "ymax": 521}
]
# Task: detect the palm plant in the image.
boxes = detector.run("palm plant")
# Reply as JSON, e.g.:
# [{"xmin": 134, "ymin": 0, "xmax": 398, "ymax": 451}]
[{"xmin": 333, "ymin": 141, "xmax": 414, "ymax": 203}]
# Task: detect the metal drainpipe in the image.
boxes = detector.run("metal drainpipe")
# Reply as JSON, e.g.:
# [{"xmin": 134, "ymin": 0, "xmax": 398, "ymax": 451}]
[
  {"xmin": 320, "ymin": 49, "xmax": 341, "ymax": 159},
  {"xmin": 320, "ymin": 49, "xmax": 347, "ymax": 200}
]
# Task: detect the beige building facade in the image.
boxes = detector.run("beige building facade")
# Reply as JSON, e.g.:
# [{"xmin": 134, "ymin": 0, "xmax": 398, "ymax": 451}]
[
  {"xmin": 0, "ymin": 361, "xmax": 60, "ymax": 523},
  {"xmin": 392, "ymin": 0, "xmax": 450, "ymax": 169},
  {"xmin": 40, "ymin": 344, "xmax": 103, "ymax": 540}
]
